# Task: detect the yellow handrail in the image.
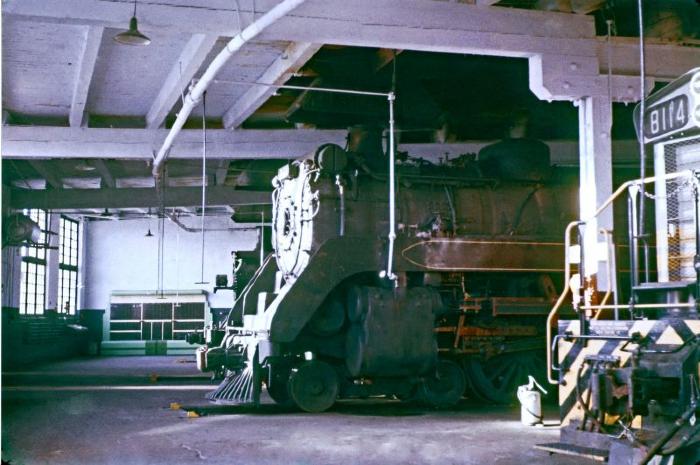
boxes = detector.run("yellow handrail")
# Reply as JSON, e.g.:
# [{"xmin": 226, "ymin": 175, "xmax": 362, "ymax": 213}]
[{"xmin": 545, "ymin": 170, "xmax": 696, "ymax": 385}]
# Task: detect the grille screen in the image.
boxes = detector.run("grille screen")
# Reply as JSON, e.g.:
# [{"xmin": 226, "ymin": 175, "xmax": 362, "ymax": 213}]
[{"xmin": 663, "ymin": 139, "xmax": 700, "ymax": 281}]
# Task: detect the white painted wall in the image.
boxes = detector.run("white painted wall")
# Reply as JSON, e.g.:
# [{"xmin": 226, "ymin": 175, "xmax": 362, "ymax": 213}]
[{"xmin": 83, "ymin": 216, "xmax": 259, "ymax": 325}]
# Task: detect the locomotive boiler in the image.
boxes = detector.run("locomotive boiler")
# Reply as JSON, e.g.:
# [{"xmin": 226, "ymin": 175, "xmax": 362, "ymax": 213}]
[{"xmin": 196, "ymin": 135, "xmax": 581, "ymax": 412}]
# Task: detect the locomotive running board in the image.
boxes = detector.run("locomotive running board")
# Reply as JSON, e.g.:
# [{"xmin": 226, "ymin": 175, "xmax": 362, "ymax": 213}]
[
  {"xmin": 533, "ymin": 443, "xmax": 608, "ymax": 462},
  {"xmin": 535, "ymin": 423, "xmax": 612, "ymax": 462}
]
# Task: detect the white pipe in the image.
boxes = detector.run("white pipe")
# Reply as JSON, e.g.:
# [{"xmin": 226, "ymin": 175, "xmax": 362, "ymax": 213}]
[
  {"xmin": 151, "ymin": 0, "xmax": 307, "ymax": 179},
  {"xmin": 384, "ymin": 93, "xmax": 397, "ymax": 281},
  {"xmin": 166, "ymin": 212, "xmax": 265, "ymax": 232}
]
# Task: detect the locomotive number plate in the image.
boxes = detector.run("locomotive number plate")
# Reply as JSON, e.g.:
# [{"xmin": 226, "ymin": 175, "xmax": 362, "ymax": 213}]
[{"xmin": 643, "ymin": 94, "xmax": 689, "ymax": 141}]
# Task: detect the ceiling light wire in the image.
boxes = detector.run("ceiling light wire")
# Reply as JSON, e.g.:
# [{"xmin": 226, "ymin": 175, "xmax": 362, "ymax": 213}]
[
  {"xmin": 606, "ymin": 19, "xmax": 614, "ymax": 103},
  {"xmin": 174, "ymin": 208, "xmax": 181, "ymax": 307},
  {"xmin": 157, "ymin": 208, "xmax": 166, "ymax": 298},
  {"xmin": 233, "ymin": 0, "xmax": 243, "ymax": 32},
  {"xmin": 195, "ymin": 92, "xmax": 209, "ymax": 285},
  {"xmin": 178, "ymin": 61, "xmax": 186, "ymax": 107},
  {"xmin": 155, "ymin": 171, "xmax": 167, "ymax": 298}
]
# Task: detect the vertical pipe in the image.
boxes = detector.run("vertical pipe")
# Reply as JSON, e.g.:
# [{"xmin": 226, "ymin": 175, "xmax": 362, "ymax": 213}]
[
  {"xmin": 637, "ymin": 0, "xmax": 649, "ymax": 284},
  {"xmin": 175, "ymin": 211, "xmax": 180, "ymax": 306},
  {"xmin": 260, "ymin": 211, "xmax": 265, "ymax": 267},
  {"xmin": 385, "ymin": 92, "xmax": 397, "ymax": 281},
  {"xmin": 336, "ymin": 174, "xmax": 345, "ymax": 236},
  {"xmin": 628, "ymin": 187, "xmax": 640, "ymax": 316},
  {"xmin": 694, "ymin": 178, "xmax": 700, "ymax": 300}
]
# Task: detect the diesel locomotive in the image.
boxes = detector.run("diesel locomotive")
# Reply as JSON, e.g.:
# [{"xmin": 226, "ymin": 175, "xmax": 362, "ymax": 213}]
[
  {"xmin": 195, "ymin": 130, "xmax": 585, "ymax": 412},
  {"xmin": 537, "ymin": 67, "xmax": 700, "ymax": 465}
]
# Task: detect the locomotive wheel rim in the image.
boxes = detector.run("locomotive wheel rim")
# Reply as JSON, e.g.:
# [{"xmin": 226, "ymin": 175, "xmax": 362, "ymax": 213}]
[
  {"xmin": 464, "ymin": 350, "xmax": 545, "ymax": 405},
  {"xmin": 288, "ymin": 361, "xmax": 339, "ymax": 413},
  {"xmin": 419, "ymin": 360, "xmax": 466, "ymax": 409}
]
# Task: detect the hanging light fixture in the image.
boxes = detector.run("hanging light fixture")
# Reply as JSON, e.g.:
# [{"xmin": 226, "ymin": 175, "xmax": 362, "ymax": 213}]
[
  {"xmin": 74, "ymin": 160, "xmax": 96, "ymax": 172},
  {"xmin": 114, "ymin": 0, "xmax": 151, "ymax": 46},
  {"xmin": 145, "ymin": 207, "xmax": 154, "ymax": 237}
]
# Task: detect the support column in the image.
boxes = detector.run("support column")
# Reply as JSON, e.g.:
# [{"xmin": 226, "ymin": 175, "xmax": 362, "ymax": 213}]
[
  {"xmin": 577, "ymin": 95, "xmax": 613, "ymax": 291},
  {"xmin": 45, "ymin": 213, "xmax": 61, "ymax": 311}
]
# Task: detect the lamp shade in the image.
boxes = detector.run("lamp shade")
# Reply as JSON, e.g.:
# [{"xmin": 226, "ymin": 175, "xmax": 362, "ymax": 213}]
[{"xmin": 113, "ymin": 16, "xmax": 151, "ymax": 46}]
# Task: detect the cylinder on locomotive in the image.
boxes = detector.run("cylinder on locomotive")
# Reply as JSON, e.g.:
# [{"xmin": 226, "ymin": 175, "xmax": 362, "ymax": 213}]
[{"xmin": 197, "ymin": 131, "xmax": 580, "ymax": 412}]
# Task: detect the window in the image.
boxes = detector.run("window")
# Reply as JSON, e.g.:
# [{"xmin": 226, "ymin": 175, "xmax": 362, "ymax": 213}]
[
  {"xmin": 58, "ymin": 216, "xmax": 80, "ymax": 314},
  {"xmin": 19, "ymin": 209, "xmax": 48, "ymax": 315}
]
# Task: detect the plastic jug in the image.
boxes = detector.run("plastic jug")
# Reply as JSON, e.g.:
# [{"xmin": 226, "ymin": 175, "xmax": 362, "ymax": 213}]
[{"xmin": 517, "ymin": 375, "xmax": 548, "ymax": 426}]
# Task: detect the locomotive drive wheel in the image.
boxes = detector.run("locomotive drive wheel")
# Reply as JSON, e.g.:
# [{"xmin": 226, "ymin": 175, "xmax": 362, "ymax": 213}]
[
  {"xmin": 464, "ymin": 350, "xmax": 546, "ymax": 404},
  {"xmin": 288, "ymin": 361, "xmax": 339, "ymax": 413},
  {"xmin": 418, "ymin": 360, "xmax": 466, "ymax": 409}
]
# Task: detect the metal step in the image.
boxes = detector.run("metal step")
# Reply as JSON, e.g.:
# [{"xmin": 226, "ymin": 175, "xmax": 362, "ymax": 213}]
[{"xmin": 534, "ymin": 442, "xmax": 608, "ymax": 462}]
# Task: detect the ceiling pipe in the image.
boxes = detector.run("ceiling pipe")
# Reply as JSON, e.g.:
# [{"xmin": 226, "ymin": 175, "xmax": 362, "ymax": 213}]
[
  {"xmin": 165, "ymin": 212, "xmax": 268, "ymax": 232},
  {"xmin": 151, "ymin": 0, "xmax": 307, "ymax": 180}
]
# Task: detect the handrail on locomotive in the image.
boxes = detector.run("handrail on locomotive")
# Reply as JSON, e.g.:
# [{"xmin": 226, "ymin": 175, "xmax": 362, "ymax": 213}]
[{"xmin": 546, "ymin": 169, "xmax": 700, "ymax": 385}]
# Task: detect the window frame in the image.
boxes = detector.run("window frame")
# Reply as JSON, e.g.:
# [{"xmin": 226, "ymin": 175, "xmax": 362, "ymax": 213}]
[
  {"xmin": 58, "ymin": 215, "xmax": 80, "ymax": 314},
  {"xmin": 19, "ymin": 209, "xmax": 48, "ymax": 315}
]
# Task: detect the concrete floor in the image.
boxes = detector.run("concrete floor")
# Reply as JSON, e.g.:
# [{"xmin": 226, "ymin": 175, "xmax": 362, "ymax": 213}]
[{"xmin": 2, "ymin": 356, "xmax": 595, "ymax": 465}]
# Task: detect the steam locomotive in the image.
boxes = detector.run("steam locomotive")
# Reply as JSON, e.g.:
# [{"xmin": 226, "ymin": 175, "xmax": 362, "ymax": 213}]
[{"xmin": 195, "ymin": 131, "xmax": 584, "ymax": 412}]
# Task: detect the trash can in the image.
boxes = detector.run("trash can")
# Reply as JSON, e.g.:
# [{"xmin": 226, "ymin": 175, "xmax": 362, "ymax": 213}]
[{"xmin": 79, "ymin": 309, "xmax": 105, "ymax": 355}]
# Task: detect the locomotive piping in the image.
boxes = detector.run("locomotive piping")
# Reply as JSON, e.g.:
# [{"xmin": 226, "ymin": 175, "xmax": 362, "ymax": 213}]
[
  {"xmin": 383, "ymin": 92, "xmax": 398, "ymax": 281},
  {"xmin": 335, "ymin": 174, "xmax": 345, "ymax": 236}
]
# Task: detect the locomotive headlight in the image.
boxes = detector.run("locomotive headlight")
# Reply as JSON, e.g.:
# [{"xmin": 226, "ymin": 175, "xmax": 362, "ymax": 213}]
[
  {"xmin": 692, "ymin": 72, "xmax": 700, "ymax": 126},
  {"xmin": 691, "ymin": 72, "xmax": 700, "ymax": 96}
]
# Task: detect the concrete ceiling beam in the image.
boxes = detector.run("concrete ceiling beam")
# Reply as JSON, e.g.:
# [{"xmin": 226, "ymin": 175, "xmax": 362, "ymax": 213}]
[
  {"xmin": 146, "ymin": 34, "xmax": 220, "ymax": 129},
  {"xmin": 222, "ymin": 42, "xmax": 320, "ymax": 129},
  {"xmin": 69, "ymin": 26, "xmax": 103, "ymax": 127},
  {"xmin": 2, "ymin": 126, "xmax": 348, "ymax": 160}
]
